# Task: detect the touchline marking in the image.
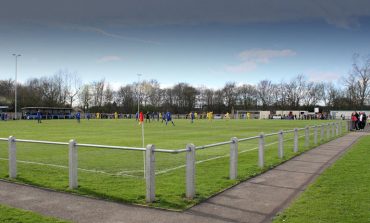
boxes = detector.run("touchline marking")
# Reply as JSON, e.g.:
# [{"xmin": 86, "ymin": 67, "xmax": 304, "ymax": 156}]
[{"xmin": 0, "ymin": 158, "xmax": 140, "ymax": 178}]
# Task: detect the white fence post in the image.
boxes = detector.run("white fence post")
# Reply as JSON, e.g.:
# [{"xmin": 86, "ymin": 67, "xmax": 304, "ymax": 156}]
[
  {"xmin": 320, "ymin": 125, "xmax": 324, "ymax": 142},
  {"xmin": 69, "ymin": 139, "xmax": 78, "ymax": 189},
  {"xmin": 345, "ymin": 120, "xmax": 349, "ymax": 132},
  {"xmin": 146, "ymin": 144, "xmax": 155, "ymax": 202},
  {"xmin": 258, "ymin": 133, "xmax": 265, "ymax": 168},
  {"xmin": 8, "ymin": 136, "xmax": 17, "ymax": 179},
  {"xmin": 294, "ymin": 128, "xmax": 298, "ymax": 153},
  {"xmin": 314, "ymin": 126, "xmax": 318, "ymax": 145},
  {"xmin": 332, "ymin": 123, "xmax": 335, "ymax": 138},
  {"xmin": 336, "ymin": 122, "xmax": 339, "ymax": 136},
  {"xmin": 229, "ymin": 137, "xmax": 238, "ymax": 180},
  {"xmin": 339, "ymin": 122, "xmax": 343, "ymax": 135},
  {"xmin": 278, "ymin": 130, "xmax": 284, "ymax": 159},
  {"xmin": 186, "ymin": 144, "xmax": 196, "ymax": 199},
  {"xmin": 305, "ymin": 126, "xmax": 309, "ymax": 147},
  {"xmin": 326, "ymin": 124, "xmax": 330, "ymax": 140}
]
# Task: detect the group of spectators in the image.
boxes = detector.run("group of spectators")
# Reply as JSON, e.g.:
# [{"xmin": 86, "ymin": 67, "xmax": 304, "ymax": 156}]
[
  {"xmin": 351, "ymin": 111, "xmax": 368, "ymax": 130},
  {"xmin": 0, "ymin": 113, "xmax": 8, "ymax": 121}
]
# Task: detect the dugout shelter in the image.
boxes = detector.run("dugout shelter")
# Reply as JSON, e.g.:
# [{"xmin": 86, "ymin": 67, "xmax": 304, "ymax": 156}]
[{"xmin": 22, "ymin": 107, "xmax": 73, "ymax": 119}]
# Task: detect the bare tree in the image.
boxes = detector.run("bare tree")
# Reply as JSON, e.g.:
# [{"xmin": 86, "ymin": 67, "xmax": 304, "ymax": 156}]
[
  {"xmin": 257, "ymin": 80, "xmax": 274, "ymax": 109},
  {"xmin": 345, "ymin": 54, "xmax": 370, "ymax": 107},
  {"xmin": 39, "ymin": 75, "xmax": 66, "ymax": 106},
  {"xmin": 57, "ymin": 70, "xmax": 81, "ymax": 107},
  {"xmin": 302, "ymin": 82, "xmax": 324, "ymax": 108},
  {"xmin": 237, "ymin": 84, "xmax": 257, "ymax": 109},
  {"xmin": 91, "ymin": 79, "xmax": 105, "ymax": 107},
  {"xmin": 117, "ymin": 84, "xmax": 135, "ymax": 113},
  {"xmin": 214, "ymin": 89, "xmax": 225, "ymax": 113},
  {"xmin": 79, "ymin": 84, "xmax": 92, "ymax": 111},
  {"xmin": 162, "ymin": 88, "xmax": 174, "ymax": 111},
  {"xmin": 0, "ymin": 79, "xmax": 14, "ymax": 105},
  {"xmin": 276, "ymin": 81, "xmax": 288, "ymax": 109},
  {"xmin": 104, "ymin": 83, "xmax": 114, "ymax": 105},
  {"xmin": 285, "ymin": 75, "xmax": 306, "ymax": 108},
  {"xmin": 147, "ymin": 80, "xmax": 162, "ymax": 109},
  {"xmin": 204, "ymin": 88, "xmax": 215, "ymax": 111},
  {"xmin": 223, "ymin": 82, "xmax": 237, "ymax": 111}
]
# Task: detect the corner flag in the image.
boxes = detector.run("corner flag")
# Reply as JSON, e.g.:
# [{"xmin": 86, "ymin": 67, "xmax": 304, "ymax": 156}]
[
  {"xmin": 139, "ymin": 112, "xmax": 144, "ymax": 124},
  {"xmin": 139, "ymin": 111, "xmax": 145, "ymax": 178}
]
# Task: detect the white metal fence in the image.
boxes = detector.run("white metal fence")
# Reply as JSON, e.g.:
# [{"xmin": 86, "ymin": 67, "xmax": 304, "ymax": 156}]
[{"xmin": 0, "ymin": 121, "xmax": 349, "ymax": 203}]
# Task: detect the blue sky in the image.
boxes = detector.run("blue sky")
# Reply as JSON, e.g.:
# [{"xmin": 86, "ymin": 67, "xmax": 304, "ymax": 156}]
[{"xmin": 1, "ymin": 0, "xmax": 370, "ymax": 89}]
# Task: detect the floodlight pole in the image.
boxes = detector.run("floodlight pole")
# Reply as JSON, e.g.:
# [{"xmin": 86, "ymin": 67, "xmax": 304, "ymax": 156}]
[{"xmin": 13, "ymin": 54, "xmax": 21, "ymax": 120}]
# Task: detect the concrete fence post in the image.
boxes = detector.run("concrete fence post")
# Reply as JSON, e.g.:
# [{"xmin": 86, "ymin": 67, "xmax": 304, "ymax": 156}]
[
  {"xmin": 346, "ymin": 120, "xmax": 349, "ymax": 132},
  {"xmin": 8, "ymin": 136, "xmax": 17, "ymax": 179},
  {"xmin": 229, "ymin": 137, "xmax": 238, "ymax": 180},
  {"xmin": 339, "ymin": 122, "xmax": 343, "ymax": 135},
  {"xmin": 320, "ymin": 125, "xmax": 324, "ymax": 142},
  {"xmin": 69, "ymin": 139, "xmax": 78, "ymax": 189},
  {"xmin": 326, "ymin": 124, "xmax": 330, "ymax": 140},
  {"xmin": 336, "ymin": 123, "xmax": 339, "ymax": 136},
  {"xmin": 294, "ymin": 128, "xmax": 298, "ymax": 153},
  {"xmin": 146, "ymin": 144, "xmax": 156, "ymax": 202},
  {"xmin": 314, "ymin": 126, "xmax": 318, "ymax": 145},
  {"xmin": 186, "ymin": 144, "xmax": 196, "ymax": 199},
  {"xmin": 332, "ymin": 123, "xmax": 335, "ymax": 138},
  {"xmin": 305, "ymin": 126, "xmax": 309, "ymax": 147},
  {"xmin": 278, "ymin": 130, "xmax": 284, "ymax": 159},
  {"xmin": 258, "ymin": 133, "xmax": 265, "ymax": 168}
]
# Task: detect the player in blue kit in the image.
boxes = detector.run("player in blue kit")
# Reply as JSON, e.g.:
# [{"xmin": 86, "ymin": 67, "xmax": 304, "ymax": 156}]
[
  {"xmin": 165, "ymin": 111, "xmax": 175, "ymax": 126},
  {"xmin": 190, "ymin": 111, "xmax": 195, "ymax": 123},
  {"xmin": 37, "ymin": 110, "xmax": 42, "ymax": 123},
  {"xmin": 76, "ymin": 112, "xmax": 81, "ymax": 123}
]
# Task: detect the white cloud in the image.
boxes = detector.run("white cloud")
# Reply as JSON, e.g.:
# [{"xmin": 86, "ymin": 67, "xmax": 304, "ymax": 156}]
[
  {"xmin": 239, "ymin": 49, "xmax": 296, "ymax": 63},
  {"xmin": 77, "ymin": 26, "xmax": 161, "ymax": 44},
  {"xmin": 97, "ymin": 55, "xmax": 122, "ymax": 63},
  {"xmin": 226, "ymin": 61, "xmax": 257, "ymax": 73},
  {"xmin": 54, "ymin": 24, "xmax": 161, "ymax": 44},
  {"xmin": 226, "ymin": 49, "xmax": 296, "ymax": 73},
  {"xmin": 109, "ymin": 81, "xmax": 125, "ymax": 91},
  {"xmin": 307, "ymin": 71, "xmax": 341, "ymax": 83}
]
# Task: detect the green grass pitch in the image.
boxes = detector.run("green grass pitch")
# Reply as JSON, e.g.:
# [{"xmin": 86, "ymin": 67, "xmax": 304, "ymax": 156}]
[{"xmin": 0, "ymin": 118, "xmax": 343, "ymax": 209}]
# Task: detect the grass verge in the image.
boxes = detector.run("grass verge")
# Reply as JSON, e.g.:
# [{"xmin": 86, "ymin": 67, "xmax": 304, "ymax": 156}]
[
  {"xmin": 274, "ymin": 135, "xmax": 370, "ymax": 223},
  {"xmin": 0, "ymin": 204, "xmax": 70, "ymax": 223}
]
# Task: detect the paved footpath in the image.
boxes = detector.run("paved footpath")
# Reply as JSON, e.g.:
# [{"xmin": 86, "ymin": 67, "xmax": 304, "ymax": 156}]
[{"xmin": 0, "ymin": 132, "xmax": 368, "ymax": 223}]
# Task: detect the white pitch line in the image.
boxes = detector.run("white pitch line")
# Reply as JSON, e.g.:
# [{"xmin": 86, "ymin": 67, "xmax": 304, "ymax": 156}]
[{"xmin": 0, "ymin": 158, "xmax": 141, "ymax": 178}]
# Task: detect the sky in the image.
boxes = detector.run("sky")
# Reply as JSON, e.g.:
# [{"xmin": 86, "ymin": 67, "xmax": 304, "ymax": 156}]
[{"xmin": 1, "ymin": 0, "xmax": 370, "ymax": 89}]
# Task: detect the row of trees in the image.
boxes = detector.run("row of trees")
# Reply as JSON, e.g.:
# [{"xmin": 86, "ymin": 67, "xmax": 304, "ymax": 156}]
[{"xmin": 1, "ymin": 54, "xmax": 369, "ymax": 114}]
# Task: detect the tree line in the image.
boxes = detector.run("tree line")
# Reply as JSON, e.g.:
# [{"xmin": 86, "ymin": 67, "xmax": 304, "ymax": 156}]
[{"xmin": 1, "ymin": 54, "xmax": 369, "ymax": 114}]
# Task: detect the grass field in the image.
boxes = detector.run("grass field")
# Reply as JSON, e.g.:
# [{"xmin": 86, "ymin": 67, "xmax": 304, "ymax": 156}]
[
  {"xmin": 0, "ymin": 204, "xmax": 70, "ymax": 223},
  {"xmin": 0, "ymin": 118, "xmax": 345, "ymax": 209},
  {"xmin": 273, "ymin": 135, "xmax": 370, "ymax": 223}
]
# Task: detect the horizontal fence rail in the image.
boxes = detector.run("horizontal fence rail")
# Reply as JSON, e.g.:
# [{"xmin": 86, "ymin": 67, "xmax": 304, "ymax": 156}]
[{"xmin": 0, "ymin": 121, "xmax": 349, "ymax": 203}]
